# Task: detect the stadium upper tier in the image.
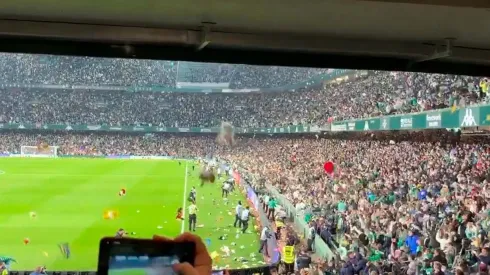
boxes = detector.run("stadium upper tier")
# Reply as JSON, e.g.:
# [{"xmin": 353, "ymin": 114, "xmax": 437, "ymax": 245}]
[
  {"xmin": 0, "ymin": 54, "xmax": 330, "ymax": 89},
  {"xmin": 0, "ymin": 70, "xmax": 484, "ymax": 127}
]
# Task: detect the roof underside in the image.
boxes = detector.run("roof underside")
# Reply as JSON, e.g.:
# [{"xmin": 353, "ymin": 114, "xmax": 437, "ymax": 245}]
[{"xmin": 0, "ymin": 0, "xmax": 488, "ymax": 68}]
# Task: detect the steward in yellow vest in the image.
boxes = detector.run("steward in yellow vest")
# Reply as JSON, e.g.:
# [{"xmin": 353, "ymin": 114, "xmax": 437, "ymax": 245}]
[
  {"xmin": 283, "ymin": 245, "xmax": 295, "ymax": 263},
  {"xmin": 282, "ymin": 245, "xmax": 295, "ymax": 273}
]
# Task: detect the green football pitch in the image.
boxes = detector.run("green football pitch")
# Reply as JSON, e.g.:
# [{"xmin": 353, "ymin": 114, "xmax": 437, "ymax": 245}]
[{"xmin": 0, "ymin": 158, "xmax": 263, "ymax": 271}]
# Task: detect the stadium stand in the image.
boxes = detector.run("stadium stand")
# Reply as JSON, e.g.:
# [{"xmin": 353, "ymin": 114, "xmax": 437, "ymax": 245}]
[{"xmin": 1, "ymin": 53, "xmax": 490, "ymax": 274}]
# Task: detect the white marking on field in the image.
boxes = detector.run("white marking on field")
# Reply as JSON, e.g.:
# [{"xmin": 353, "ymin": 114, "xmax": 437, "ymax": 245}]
[
  {"xmin": 0, "ymin": 170, "xmax": 5, "ymax": 175},
  {"xmin": 181, "ymin": 162, "xmax": 188, "ymax": 234}
]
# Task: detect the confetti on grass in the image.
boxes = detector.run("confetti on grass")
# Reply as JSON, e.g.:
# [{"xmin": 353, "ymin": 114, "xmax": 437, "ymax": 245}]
[{"xmin": 103, "ymin": 210, "xmax": 119, "ymax": 220}]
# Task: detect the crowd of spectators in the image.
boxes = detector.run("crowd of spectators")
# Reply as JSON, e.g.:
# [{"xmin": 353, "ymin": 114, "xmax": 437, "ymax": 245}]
[
  {"xmin": 0, "ymin": 54, "xmax": 486, "ymax": 125},
  {"xmin": 227, "ymin": 66, "xmax": 331, "ymax": 89},
  {"xmin": 0, "ymin": 54, "xmax": 329, "ymax": 89},
  {"xmin": 2, "ymin": 53, "xmax": 490, "ymax": 275},
  {"xmin": 0, "ymin": 132, "xmax": 215, "ymax": 157},
  {"xmin": 0, "ymin": 54, "xmax": 177, "ymax": 87},
  {"xmin": 3, "ymin": 128, "xmax": 490, "ymax": 274},
  {"xmin": 221, "ymin": 131, "xmax": 490, "ymax": 274},
  {"xmin": 0, "ymin": 71, "xmax": 486, "ymax": 128},
  {"xmin": 0, "ymin": 89, "xmax": 324, "ymax": 127},
  {"xmin": 322, "ymin": 71, "xmax": 484, "ymax": 121}
]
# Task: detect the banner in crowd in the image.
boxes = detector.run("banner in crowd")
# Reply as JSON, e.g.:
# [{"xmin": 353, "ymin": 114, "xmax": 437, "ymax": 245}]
[
  {"xmin": 0, "ymin": 123, "xmax": 318, "ymax": 134},
  {"xmin": 331, "ymin": 103, "xmax": 490, "ymax": 131}
]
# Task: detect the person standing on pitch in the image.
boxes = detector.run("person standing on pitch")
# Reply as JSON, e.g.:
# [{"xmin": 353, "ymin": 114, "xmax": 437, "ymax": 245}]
[
  {"xmin": 240, "ymin": 206, "xmax": 250, "ymax": 233},
  {"xmin": 188, "ymin": 201, "xmax": 198, "ymax": 232},
  {"xmin": 188, "ymin": 186, "xmax": 197, "ymax": 203},
  {"xmin": 222, "ymin": 180, "xmax": 231, "ymax": 198},
  {"xmin": 234, "ymin": 201, "xmax": 243, "ymax": 228}
]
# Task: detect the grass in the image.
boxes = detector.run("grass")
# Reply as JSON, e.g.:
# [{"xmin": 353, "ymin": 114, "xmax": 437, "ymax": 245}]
[{"xmin": 0, "ymin": 158, "xmax": 262, "ymax": 271}]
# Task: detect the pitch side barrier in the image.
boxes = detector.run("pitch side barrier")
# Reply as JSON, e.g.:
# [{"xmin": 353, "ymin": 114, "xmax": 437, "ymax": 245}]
[
  {"xmin": 264, "ymin": 184, "xmax": 335, "ymax": 261},
  {"xmin": 9, "ymin": 266, "xmax": 278, "ymax": 275},
  {"xmin": 233, "ymin": 172, "xmax": 280, "ymax": 264}
]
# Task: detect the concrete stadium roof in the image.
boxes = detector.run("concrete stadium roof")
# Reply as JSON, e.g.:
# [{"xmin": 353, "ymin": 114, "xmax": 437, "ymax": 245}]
[{"xmin": 0, "ymin": 0, "xmax": 488, "ymax": 66}]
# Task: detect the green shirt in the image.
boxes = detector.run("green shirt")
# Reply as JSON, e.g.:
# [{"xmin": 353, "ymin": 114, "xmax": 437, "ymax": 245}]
[
  {"xmin": 268, "ymin": 199, "xmax": 277, "ymax": 209},
  {"xmin": 337, "ymin": 201, "xmax": 346, "ymax": 212},
  {"xmin": 368, "ymin": 249, "xmax": 384, "ymax": 262},
  {"xmin": 368, "ymin": 193, "xmax": 377, "ymax": 203},
  {"xmin": 305, "ymin": 213, "xmax": 312, "ymax": 223}
]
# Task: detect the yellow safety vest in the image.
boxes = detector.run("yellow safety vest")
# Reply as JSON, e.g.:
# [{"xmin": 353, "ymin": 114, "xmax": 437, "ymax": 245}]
[
  {"xmin": 283, "ymin": 246, "xmax": 295, "ymax": 264},
  {"xmin": 480, "ymin": 81, "xmax": 488, "ymax": 94}
]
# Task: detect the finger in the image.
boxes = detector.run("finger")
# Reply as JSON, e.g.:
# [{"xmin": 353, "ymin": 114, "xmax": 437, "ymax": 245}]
[
  {"xmin": 174, "ymin": 233, "xmax": 212, "ymax": 266},
  {"xmin": 173, "ymin": 262, "xmax": 199, "ymax": 275},
  {"xmin": 153, "ymin": 235, "xmax": 173, "ymax": 241},
  {"xmin": 174, "ymin": 233, "xmax": 207, "ymax": 254}
]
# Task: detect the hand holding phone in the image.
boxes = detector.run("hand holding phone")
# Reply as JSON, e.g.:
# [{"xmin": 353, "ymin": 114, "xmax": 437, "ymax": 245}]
[
  {"xmin": 98, "ymin": 232, "xmax": 209, "ymax": 275},
  {"xmin": 154, "ymin": 233, "xmax": 212, "ymax": 275}
]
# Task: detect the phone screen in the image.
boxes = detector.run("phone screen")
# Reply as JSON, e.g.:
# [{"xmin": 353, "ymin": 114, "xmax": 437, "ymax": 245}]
[
  {"xmin": 98, "ymin": 238, "xmax": 195, "ymax": 275},
  {"xmin": 108, "ymin": 254, "xmax": 179, "ymax": 275}
]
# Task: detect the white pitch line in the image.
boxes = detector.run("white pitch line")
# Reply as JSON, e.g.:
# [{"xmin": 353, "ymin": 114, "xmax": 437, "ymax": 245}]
[{"xmin": 180, "ymin": 162, "xmax": 189, "ymax": 233}]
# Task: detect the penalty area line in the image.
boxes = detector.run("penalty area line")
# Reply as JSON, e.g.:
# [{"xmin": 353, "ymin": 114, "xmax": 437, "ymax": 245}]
[{"xmin": 181, "ymin": 162, "xmax": 188, "ymax": 233}]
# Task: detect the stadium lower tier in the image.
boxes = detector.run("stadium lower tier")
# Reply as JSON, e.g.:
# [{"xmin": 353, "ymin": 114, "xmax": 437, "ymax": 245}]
[{"xmin": 1, "ymin": 158, "xmax": 265, "ymax": 272}]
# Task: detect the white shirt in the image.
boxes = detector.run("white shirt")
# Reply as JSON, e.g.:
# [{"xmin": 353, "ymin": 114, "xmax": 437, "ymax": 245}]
[
  {"xmin": 308, "ymin": 226, "xmax": 316, "ymax": 240},
  {"xmin": 235, "ymin": 204, "xmax": 243, "ymax": 216},
  {"xmin": 240, "ymin": 209, "xmax": 250, "ymax": 221},
  {"xmin": 223, "ymin": 183, "xmax": 230, "ymax": 191},
  {"xmin": 264, "ymin": 195, "xmax": 270, "ymax": 204},
  {"xmin": 260, "ymin": 227, "xmax": 269, "ymax": 241}
]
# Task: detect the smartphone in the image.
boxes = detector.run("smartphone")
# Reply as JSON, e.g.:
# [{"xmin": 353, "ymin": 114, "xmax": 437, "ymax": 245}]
[{"xmin": 97, "ymin": 237, "xmax": 196, "ymax": 275}]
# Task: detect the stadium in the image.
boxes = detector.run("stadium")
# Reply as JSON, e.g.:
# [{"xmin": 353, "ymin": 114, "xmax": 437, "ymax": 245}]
[
  {"xmin": 0, "ymin": 2, "xmax": 490, "ymax": 274},
  {"xmin": 0, "ymin": 53, "xmax": 489, "ymax": 275}
]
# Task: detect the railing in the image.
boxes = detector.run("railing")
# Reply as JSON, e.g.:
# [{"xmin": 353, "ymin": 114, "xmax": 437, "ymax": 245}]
[
  {"xmin": 264, "ymin": 185, "xmax": 334, "ymax": 261},
  {"xmin": 0, "ymin": 123, "xmax": 319, "ymax": 134}
]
